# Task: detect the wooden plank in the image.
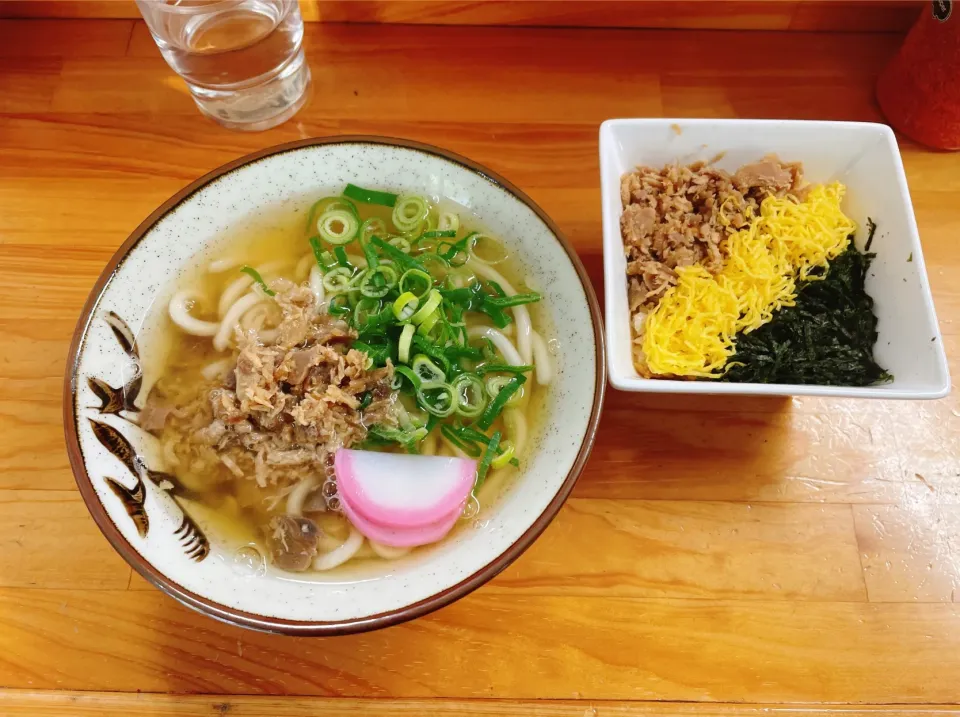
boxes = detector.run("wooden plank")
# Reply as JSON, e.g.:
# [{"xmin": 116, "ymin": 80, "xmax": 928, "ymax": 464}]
[
  {"xmin": 0, "ymin": 18, "xmax": 132, "ymax": 57},
  {"xmin": 2, "ymin": 691, "xmax": 960, "ymax": 717},
  {"xmin": 0, "ymin": 58, "xmax": 59, "ymax": 113},
  {"xmin": 900, "ymin": 147, "xmax": 960, "ymax": 194},
  {"xmin": 0, "ymin": 491, "xmax": 131, "ymax": 589},
  {"xmin": 573, "ymin": 399, "xmax": 914, "ymax": 504},
  {"xmin": 50, "ymin": 57, "xmax": 198, "ymax": 114},
  {"xmin": 121, "ymin": 498, "xmax": 867, "ymax": 600},
  {"xmin": 1, "ymin": 589, "xmax": 959, "ymax": 700},
  {"xmin": 854, "ymin": 503, "xmax": 960, "ymax": 603},
  {"xmin": 2, "ymin": 19, "xmax": 960, "ymax": 708},
  {"xmin": 0, "ymin": 178, "xmax": 188, "ymax": 246},
  {"xmin": 789, "ymin": 0, "xmax": 921, "ymax": 32},
  {"xmin": 0, "ymin": 1, "xmax": 922, "ymax": 32},
  {"xmin": 121, "ymin": 23, "xmax": 665, "ymax": 122},
  {"xmin": 55, "ymin": 23, "xmax": 904, "ymax": 122},
  {"xmin": 485, "ymin": 499, "xmax": 867, "ymax": 600},
  {"xmin": 0, "ymin": 378, "xmax": 75, "ymax": 491},
  {"xmin": 0, "ymin": 1, "xmax": 139, "ymax": 19},
  {"xmin": 0, "ymin": 114, "xmax": 589, "ymax": 187},
  {"xmin": 660, "ymin": 72, "xmax": 887, "ymax": 123},
  {"xmin": 311, "ymin": 0, "xmax": 798, "ymax": 30}
]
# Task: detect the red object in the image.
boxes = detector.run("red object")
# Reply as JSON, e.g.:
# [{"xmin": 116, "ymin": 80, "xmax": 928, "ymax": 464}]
[{"xmin": 877, "ymin": 2, "xmax": 960, "ymax": 150}]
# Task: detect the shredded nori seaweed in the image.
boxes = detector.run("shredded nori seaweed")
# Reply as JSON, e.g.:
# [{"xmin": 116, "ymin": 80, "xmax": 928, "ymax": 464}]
[{"xmin": 721, "ymin": 224, "xmax": 892, "ymax": 386}]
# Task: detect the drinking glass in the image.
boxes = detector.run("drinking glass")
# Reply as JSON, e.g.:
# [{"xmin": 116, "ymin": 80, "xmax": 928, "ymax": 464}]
[{"xmin": 135, "ymin": 0, "xmax": 311, "ymax": 131}]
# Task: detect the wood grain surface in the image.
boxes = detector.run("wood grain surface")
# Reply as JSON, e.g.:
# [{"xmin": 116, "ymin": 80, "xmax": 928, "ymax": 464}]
[
  {"xmin": 0, "ymin": 0, "xmax": 926, "ymax": 33},
  {"xmin": 1, "ymin": 16, "xmax": 959, "ymax": 716},
  {"xmin": 2, "ymin": 693, "xmax": 960, "ymax": 716}
]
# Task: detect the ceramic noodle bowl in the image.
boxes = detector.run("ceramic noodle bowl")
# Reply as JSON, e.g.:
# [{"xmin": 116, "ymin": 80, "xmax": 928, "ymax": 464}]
[{"xmin": 64, "ymin": 137, "xmax": 605, "ymax": 635}]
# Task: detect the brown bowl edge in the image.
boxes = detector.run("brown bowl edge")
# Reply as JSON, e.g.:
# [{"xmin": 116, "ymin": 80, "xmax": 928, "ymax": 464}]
[{"xmin": 62, "ymin": 135, "xmax": 607, "ymax": 636}]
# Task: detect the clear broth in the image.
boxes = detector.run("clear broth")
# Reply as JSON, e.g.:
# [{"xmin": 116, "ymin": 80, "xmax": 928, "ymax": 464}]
[{"xmin": 148, "ymin": 192, "xmax": 549, "ymax": 575}]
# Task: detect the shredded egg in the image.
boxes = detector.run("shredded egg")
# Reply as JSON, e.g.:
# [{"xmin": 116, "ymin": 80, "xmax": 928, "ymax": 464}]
[{"xmin": 642, "ymin": 183, "xmax": 856, "ymax": 378}]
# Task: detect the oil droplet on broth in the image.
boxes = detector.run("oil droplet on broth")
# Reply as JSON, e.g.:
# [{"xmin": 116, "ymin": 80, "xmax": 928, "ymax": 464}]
[
  {"xmin": 461, "ymin": 494, "xmax": 481, "ymax": 520},
  {"xmin": 233, "ymin": 544, "xmax": 266, "ymax": 577}
]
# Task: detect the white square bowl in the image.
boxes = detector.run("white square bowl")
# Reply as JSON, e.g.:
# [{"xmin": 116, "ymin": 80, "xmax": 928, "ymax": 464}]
[{"xmin": 599, "ymin": 118, "xmax": 950, "ymax": 399}]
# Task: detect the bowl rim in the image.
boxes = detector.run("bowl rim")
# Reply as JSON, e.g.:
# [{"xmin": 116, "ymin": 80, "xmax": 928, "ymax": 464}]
[{"xmin": 62, "ymin": 135, "xmax": 607, "ymax": 635}]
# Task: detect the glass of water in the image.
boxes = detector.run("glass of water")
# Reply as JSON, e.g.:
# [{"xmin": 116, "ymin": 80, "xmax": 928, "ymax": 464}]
[{"xmin": 136, "ymin": 0, "xmax": 311, "ymax": 131}]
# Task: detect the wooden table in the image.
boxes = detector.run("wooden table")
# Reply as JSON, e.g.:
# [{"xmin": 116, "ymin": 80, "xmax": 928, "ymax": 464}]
[{"xmin": 2, "ymin": 17, "xmax": 959, "ymax": 716}]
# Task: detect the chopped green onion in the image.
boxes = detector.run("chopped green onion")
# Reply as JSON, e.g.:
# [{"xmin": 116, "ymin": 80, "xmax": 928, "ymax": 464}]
[
  {"xmin": 477, "ymin": 364, "xmax": 534, "ymax": 376},
  {"xmin": 419, "ymin": 253, "xmax": 451, "ymax": 271},
  {"xmin": 440, "ymin": 280, "xmax": 512, "ymax": 328},
  {"xmin": 438, "ymin": 234, "xmax": 472, "ymax": 267},
  {"xmin": 491, "ymin": 439, "xmax": 514, "ymax": 469},
  {"xmin": 321, "ymin": 250, "xmax": 338, "ymax": 270},
  {"xmin": 444, "ymin": 344, "xmax": 483, "ymax": 362},
  {"xmin": 468, "ymin": 233, "xmax": 510, "ymax": 265},
  {"xmin": 358, "ymin": 392, "xmax": 373, "ymax": 411},
  {"xmin": 361, "ymin": 238, "xmax": 379, "ymax": 270},
  {"xmin": 486, "ymin": 280, "xmax": 507, "ymax": 298},
  {"xmin": 389, "ymin": 236, "xmax": 411, "ymax": 253},
  {"xmin": 437, "ymin": 211, "xmax": 460, "ymax": 233},
  {"xmin": 370, "ymin": 236, "xmax": 427, "ymax": 273},
  {"xmin": 485, "ymin": 292, "xmax": 542, "ymax": 308},
  {"xmin": 353, "ymin": 298, "xmax": 383, "ymax": 328},
  {"xmin": 410, "ymin": 289, "xmax": 442, "ymax": 325},
  {"xmin": 411, "ymin": 334, "xmax": 452, "ymax": 374},
  {"xmin": 479, "ymin": 301, "xmax": 513, "ymax": 329},
  {"xmin": 452, "ymin": 373, "xmax": 486, "ymax": 418},
  {"xmin": 392, "ymin": 195, "xmax": 429, "ymax": 233},
  {"xmin": 328, "ymin": 293, "xmax": 351, "ymax": 316},
  {"xmin": 306, "ymin": 196, "xmax": 357, "ymax": 234},
  {"xmin": 360, "ymin": 217, "xmax": 387, "ymax": 244},
  {"xmin": 477, "ymin": 375, "xmax": 526, "ymax": 430},
  {"xmin": 240, "ymin": 266, "xmax": 275, "ymax": 296},
  {"xmin": 412, "ymin": 354, "xmax": 446, "ymax": 384},
  {"xmin": 393, "ymin": 291, "xmax": 420, "ymax": 321},
  {"xmin": 356, "ymin": 305, "xmax": 392, "ymax": 335},
  {"xmin": 399, "ymin": 268, "xmax": 432, "ymax": 299},
  {"xmin": 417, "ymin": 311, "xmax": 441, "ymax": 338},
  {"xmin": 454, "ymin": 425, "xmax": 490, "ymax": 444},
  {"xmin": 322, "ymin": 267, "xmax": 354, "ymax": 293},
  {"xmin": 438, "ymin": 285, "xmax": 476, "ymax": 304},
  {"xmin": 368, "ymin": 424, "xmax": 427, "ymax": 452},
  {"xmin": 334, "ymin": 246, "xmax": 351, "ymax": 268},
  {"xmin": 476, "ymin": 431, "xmax": 501, "ymax": 487},
  {"xmin": 317, "ymin": 208, "xmax": 360, "ymax": 245},
  {"xmin": 398, "ymin": 323, "xmax": 415, "ymax": 363},
  {"xmin": 353, "ymin": 336, "xmax": 392, "ymax": 365},
  {"xmin": 440, "ymin": 424, "xmax": 482, "ymax": 457},
  {"xmin": 417, "ymin": 382, "xmax": 456, "ymax": 418},
  {"xmin": 484, "ymin": 374, "xmax": 525, "ymax": 405},
  {"xmin": 394, "ymin": 365, "xmax": 421, "ymax": 391},
  {"xmin": 420, "ymin": 229, "xmax": 457, "ymax": 240},
  {"xmin": 343, "ymin": 183, "xmax": 398, "ymax": 207},
  {"xmin": 308, "ymin": 236, "xmax": 330, "ymax": 270},
  {"xmin": 359, "ymin": 265, "xmax": 398, "ymax": 298}
]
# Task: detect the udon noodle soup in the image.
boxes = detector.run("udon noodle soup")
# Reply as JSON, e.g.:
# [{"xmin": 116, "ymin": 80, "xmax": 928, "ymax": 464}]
[{"xmin": 141, "ymin": 186, "xmax": 553, "ymax": 573}]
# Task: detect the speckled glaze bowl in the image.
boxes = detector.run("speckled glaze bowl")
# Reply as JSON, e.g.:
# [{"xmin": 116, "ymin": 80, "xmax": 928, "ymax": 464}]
[{"xmin": 64, "ymin": 137, "xmax": 605, "ymax": 635}]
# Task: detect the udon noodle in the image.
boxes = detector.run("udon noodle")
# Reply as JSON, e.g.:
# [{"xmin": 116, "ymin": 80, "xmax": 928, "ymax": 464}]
[{"xmin": 140, "ymin": 187, "xmax": 552, "ymax": 573}]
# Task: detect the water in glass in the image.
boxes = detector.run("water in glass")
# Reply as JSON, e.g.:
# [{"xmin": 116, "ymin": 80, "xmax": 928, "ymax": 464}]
[{"xmin": 136, "ymin": 0, "xmax": 311, "ymax": 131}]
